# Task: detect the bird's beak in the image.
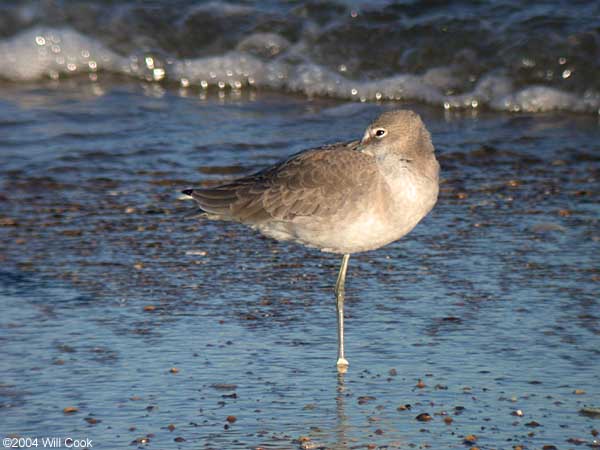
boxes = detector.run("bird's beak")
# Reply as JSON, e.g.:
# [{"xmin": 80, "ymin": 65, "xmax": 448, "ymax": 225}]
[
  {"xmin": 361, "ymin": 130, "xmax": 371, "ymax": 144},
  {"xmin": 358, "ymin": 130, "xmax": 374, "ymax": 156}
]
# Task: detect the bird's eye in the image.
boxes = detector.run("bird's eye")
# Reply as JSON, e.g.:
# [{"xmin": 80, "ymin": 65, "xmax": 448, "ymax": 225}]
[{"xmin": 374, "ymin": 128, "xmax": 387, "ymax": 138}]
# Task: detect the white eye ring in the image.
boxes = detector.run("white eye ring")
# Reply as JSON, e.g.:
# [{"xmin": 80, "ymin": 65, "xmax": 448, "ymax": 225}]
[{"xmin": 374, "ymin": 128, "xmax": 387, "ymax": 138}]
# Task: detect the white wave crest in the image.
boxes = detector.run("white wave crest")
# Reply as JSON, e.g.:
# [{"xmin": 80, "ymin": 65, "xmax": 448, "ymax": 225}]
[
  {"xmin": 0, "ymin": 27, "xmax": 125, "ymax": 81},
  {"xmin": 1, "ymin": 27, "xmax": 598, "ymax": 114}
]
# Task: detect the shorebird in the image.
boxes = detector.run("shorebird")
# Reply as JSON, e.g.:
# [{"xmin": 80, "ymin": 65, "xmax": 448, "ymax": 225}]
[{"xmin": 183, "ymin": 110, "xmax": 439, "ymax": 372}]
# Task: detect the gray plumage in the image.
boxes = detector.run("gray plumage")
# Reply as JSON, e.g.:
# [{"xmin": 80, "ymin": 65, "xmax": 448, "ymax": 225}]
[{"xmin": 184, "ymin": 110, "xmax": 439, "ymax": 254}]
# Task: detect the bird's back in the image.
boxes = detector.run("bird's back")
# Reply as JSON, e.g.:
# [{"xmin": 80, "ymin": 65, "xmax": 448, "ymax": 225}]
[{"xmin": 188, "ymin": 141, "xmax": 382, "ymax": 222}]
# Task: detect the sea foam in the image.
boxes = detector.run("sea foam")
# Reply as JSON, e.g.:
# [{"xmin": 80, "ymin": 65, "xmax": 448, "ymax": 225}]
[{"xmin": 1, "ymin": 27, "xmax": 598, "ymax": 114}]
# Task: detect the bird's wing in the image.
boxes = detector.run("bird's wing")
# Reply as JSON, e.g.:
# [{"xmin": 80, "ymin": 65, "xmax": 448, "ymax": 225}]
[{"xmin": 188, "ymin": 141, "xmax": 383, "ymax": 224}]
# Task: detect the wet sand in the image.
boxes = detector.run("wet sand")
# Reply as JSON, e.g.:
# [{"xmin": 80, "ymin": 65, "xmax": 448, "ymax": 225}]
[{"xmin": 1, "ymin": 82, "xmax": 599, "ymax": 449}]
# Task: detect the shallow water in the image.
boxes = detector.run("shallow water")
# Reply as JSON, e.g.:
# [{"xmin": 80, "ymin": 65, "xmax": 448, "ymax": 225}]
[{"xmin": 1, "ymin": 81, "xmax": 599, "ymax": 449}]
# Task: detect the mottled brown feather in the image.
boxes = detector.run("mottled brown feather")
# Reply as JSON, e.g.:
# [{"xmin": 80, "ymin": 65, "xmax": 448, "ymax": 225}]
[{"xmin": 189, "ymin": 141, "xmax": 382, "ymax": 224}]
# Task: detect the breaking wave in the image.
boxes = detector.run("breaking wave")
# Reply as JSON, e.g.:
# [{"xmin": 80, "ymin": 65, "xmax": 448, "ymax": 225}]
[{"xmin": 1, "ymin": 0, "xmax": 599, "ymax": 114}]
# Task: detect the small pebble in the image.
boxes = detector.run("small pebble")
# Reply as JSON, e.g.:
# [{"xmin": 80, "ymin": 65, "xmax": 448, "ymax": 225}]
[
  {"xmin": 416, "ymin": 413, "xmax": 432, "ymax": 422},
  {"xmin": 0, "ymin": 217, "xmax": 18, "ymax": 226},
  {"xmin": 226, "ymin": 415, "xmax": 237, "ymax": 423},
  {"xmin": 444, "ymin": 416, "xmax": 453, "ymax": 425},
  {"xmin": 185, "ymin": 250, "xmax": 207, "ymax": 256},
  {"xmin": 169, "ymin": 367, "xmax": 179, "ymax": 374},
  {"xmin": 212, "ymin": 383, "xmax": 237, "ymax": 391},
  {"xmin": 464, "ymin": 434, "xmax": 477, "ymax": 444},
  {"xmin": 63, "ymin": 406, "xmax": 78, "ymax": 414},
  {"xmin": 416, "ymin": 379, "xmax": 426, "ymax": 389},
  {"xmin": 358, "ymin": 396, "xmax": 376, "ymax": 405},
  {"xmin": 581, "ymin": 406, "xmax": 600, "ymax": 417}
]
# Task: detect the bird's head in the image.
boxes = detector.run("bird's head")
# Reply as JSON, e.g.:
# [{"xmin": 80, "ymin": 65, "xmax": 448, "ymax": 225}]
[{"xmin": 358, "ymin": 110, "xmax": 435, "ymax": 161}]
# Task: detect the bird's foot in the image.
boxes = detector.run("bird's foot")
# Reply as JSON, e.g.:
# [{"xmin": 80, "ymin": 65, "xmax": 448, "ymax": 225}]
[{"xmin": 336, "ymin": 357, "xmax": 349, "ymax": 373}]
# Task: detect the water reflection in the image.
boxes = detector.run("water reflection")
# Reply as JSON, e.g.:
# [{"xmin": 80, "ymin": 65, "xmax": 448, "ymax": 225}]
[{"xmin": 335, "ymin": 372, "xmax": 349, "ymax": 449}]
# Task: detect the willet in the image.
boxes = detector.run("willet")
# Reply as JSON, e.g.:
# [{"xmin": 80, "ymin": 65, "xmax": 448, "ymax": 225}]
[{"xmin": 183, "ymin": 110, "xmax": 439, "ymax": 372}]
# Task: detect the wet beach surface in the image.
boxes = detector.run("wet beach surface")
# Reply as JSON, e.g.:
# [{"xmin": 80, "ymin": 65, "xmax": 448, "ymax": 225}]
[{"xmin": 1, "ymin": 81, "xmax": 599, "ymax": 449}]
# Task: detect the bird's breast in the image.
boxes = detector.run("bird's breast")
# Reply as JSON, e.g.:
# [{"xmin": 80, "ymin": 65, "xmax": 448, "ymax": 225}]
[{"xmin": 381, "ymin": 165, "xmax": 439, "ymax": 231}]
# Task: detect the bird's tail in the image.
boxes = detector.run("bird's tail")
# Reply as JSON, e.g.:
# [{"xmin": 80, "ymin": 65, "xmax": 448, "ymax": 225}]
[{"xmin": 182, "ymin": 187, "xmax": 238, "ymax": 218}]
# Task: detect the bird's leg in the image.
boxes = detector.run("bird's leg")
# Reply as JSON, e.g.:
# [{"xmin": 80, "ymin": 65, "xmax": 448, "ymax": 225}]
[{"xmin": 335, "ymin": 254, "xmax": 350, "ymax": 372}]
